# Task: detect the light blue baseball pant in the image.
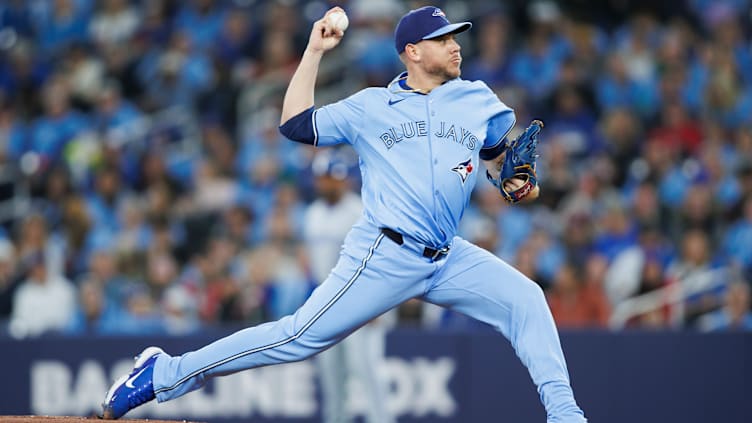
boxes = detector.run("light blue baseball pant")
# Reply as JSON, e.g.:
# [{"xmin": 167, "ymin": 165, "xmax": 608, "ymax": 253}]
[{"xmin": 152, "ymin": 220, "xmax": 586, "ymax": 422}]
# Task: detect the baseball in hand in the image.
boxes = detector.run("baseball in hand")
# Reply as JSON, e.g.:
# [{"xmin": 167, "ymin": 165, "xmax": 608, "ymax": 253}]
[
  {"xmin": 328, "ymin": 11, "xmax": 349, "ymax": 32},
  {"xmin": 503, "ymin": 176, "xmax": 540, "ymax": 201},
  {"xmin": 503, "ymin": 176, "xmax": 527, "ymax": 192}
]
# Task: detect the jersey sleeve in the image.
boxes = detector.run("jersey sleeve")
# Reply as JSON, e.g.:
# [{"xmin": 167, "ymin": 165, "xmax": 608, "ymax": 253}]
[
  {"xmin": 313, "ymin": 91, "xmax": 365, "ymax": 147},
  {"xmin": 479, "ymin": 84, "xmax": 516, "ymax": 160}
]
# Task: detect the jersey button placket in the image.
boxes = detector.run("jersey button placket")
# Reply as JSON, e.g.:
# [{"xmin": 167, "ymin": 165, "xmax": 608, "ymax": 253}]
[
  {"xmin": 426, "ymin": 96, "xmax": 440, "ymax": 224},
  {"xmin": 430, "ymin": 104, "xmax": 438, "ymax": 197}
]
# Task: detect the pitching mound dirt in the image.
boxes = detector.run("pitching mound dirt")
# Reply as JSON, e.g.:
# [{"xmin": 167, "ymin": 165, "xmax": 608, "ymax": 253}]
[{"xmin": 0, "ymin": 417, "xmax": 202, "ymax": 423}]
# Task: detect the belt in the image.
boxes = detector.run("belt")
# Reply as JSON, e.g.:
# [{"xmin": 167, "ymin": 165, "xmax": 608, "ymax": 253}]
[{"xmin": 380, "ymin": 227, "xmax": 450, "ymax": 261}]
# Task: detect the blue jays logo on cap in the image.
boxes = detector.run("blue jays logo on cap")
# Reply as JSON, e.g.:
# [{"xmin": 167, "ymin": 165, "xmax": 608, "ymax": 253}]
[
  {"xmin": 451, "ymin": 158, "xmax": 474, "ymax": 183},
  {"xmin": 394, "ymin": 5, "xmax": 472, "ymax": 53}
]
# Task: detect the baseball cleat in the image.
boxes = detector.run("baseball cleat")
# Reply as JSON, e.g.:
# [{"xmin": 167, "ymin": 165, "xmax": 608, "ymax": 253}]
[{"xmin": 101, "ymin": 346, "xmax": 164, "ymax": 419}]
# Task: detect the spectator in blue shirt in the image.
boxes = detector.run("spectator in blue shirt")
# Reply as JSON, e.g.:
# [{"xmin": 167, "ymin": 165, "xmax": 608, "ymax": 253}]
[
  {"xmin": 141, "ymin": 31, "xmax": 213, "ymax": 111},
  {"xmin": 85, "ymin": 166, "xmax": 126, "ymax": 234},
  {"xmin": 213, "ymin": 8, "xmax": 260, "ymax": 67},
  {"xmin": 65, "ymin": 278, "xmax": 121, "ymax": 335},
  {"xmin": 595, "ymin": 52, "xmax": 658, "ymax": 118},
  {"xmin": 698, "ymin": 281, "xmax": 752, "ymax": 331},
  {"xmin": 34, "ymin": 0, "xmax": 91, "ymax": 54},
  {"xmin": 28, "ymin": 77, "xmax": 89, "ymax": 170},
  {"xmin": 94, "ymin": 79, "xmax": 144, "ymax": 141},
  {"xmin": 722, "ymin": 196, "xmax": 752, "ymax": 275},
  {"xmin": 173, "ymin": 0, "xmax": 227, "ymax": 52},
  {"xmin": 462, "ymin": 12, "xmax": 511, "ymax": 88},
  {"xmin": 545, "ymin": 84, "xmax": 602, "ymax": 159},
  {"xmin": 701, "ymin": 48, "xmax": 752, "ymax": 129},
  {"xmin": 0, "ymin": 1, "xmax": 34, "ymax": 37},
  {"xmin": 592, "ymin": 203, "xmax": 639, "ymax": 262},
  {"xmin": 509, "ymin": 28, "xmax": 564, "ymax": 104},
  {"xmin": 0, "ymin": 102, "xmax": 27, "ymax": 162}
]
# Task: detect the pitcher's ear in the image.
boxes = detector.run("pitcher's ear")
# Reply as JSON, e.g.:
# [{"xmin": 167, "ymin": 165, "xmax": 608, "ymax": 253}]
[{"xmin": 404, "ymin": 43, "xmax": 419, "ymax": 60}]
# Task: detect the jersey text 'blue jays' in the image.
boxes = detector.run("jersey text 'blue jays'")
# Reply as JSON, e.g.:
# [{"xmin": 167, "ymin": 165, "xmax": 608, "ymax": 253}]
[{"xmin": 379, "ymin": 120, "xmax": 479, "ymax": 151}]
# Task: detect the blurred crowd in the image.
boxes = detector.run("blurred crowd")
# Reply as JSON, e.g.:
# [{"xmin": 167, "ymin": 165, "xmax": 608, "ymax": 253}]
[{"xmin": 0, "ymin": 0, "xmax": 751, "ymax": 338}]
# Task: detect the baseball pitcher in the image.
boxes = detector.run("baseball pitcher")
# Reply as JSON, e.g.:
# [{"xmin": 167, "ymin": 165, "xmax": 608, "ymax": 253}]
[{"xmin": 101, "ymin": 6, "xmax": 587, "ymax": 423}]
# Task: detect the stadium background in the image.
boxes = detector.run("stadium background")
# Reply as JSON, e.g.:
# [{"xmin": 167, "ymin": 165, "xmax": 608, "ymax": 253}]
[{"xmin": 0, "ymin": 0, "xmax": 750, "ymax": 421}]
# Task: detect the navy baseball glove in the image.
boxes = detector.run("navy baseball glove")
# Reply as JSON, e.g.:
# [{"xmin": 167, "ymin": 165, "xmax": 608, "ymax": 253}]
[{"xmin": 486, "ymin": 119, "xmax": 543, "ymax": 203}]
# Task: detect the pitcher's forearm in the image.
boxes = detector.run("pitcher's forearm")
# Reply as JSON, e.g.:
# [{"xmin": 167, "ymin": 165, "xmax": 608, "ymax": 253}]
[
  {"xmin": 280, "ymin": 49, "xmax": 324, "ymax": 125},
  {"xmin": 482, "ymin": 154, "xmax": 504, "ymax": 180}
]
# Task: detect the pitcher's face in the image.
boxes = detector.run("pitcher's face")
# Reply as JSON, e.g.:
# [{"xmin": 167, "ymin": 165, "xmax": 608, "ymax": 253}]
[{"xmin": 417, "ymin": 33, "xmax": 462, "ymax": 80}]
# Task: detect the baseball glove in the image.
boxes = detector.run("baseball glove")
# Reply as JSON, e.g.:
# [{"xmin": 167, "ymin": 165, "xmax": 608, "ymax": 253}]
[{"xmin": 486, "ymin": 119, "xmax": 543, "ymax": 203}]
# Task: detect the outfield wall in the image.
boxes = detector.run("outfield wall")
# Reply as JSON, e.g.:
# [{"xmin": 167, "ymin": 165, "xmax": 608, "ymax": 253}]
[{"xmin": 1, "ymin": 329, "xmax": 749, "ymax": 423}]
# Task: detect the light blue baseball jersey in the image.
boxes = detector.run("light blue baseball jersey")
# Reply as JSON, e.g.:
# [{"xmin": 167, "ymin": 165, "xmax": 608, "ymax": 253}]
[{"xmin": 313, "ymin": 72, "xmax": 515, "ymax": 247}]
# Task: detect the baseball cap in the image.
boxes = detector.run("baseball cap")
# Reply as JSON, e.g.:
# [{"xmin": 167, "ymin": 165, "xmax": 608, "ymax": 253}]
[{"xmin": 394, "ymin": 6, "xmax": 472, "ymax": 54}]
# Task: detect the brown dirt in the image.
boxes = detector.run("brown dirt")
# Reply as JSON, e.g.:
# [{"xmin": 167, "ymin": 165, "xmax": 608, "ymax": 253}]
[{"xmin": 0, "ymin": 417, "xmax": 203, "ymax": 423}]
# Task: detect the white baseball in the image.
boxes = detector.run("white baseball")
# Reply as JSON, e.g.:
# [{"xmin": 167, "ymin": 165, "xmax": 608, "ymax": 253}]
[
  {"xmin": 328, "ymin": 11, "xmax": 349, "ymax": 32},
  {"xmin": 504, "ymin": 177, "xmax": 527, "ymax": 192}
]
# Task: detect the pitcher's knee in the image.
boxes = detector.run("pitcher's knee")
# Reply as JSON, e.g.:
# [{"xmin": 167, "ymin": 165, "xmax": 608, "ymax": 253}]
[
  {"xmin": 519, "ymin": 279, "xmax": 547, "ymax": 306},
  {"xmin": 270, "ymin": 316, "xmax": 333, "ymax": 361}
]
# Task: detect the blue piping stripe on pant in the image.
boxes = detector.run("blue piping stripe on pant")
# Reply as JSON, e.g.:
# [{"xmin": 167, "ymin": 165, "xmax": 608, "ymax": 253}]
[{"xmin": 154, "ymin": 233, "xmax": 386, "ymax": 395}]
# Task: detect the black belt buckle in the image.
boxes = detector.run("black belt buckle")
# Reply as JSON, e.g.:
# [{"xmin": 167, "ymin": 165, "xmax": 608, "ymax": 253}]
[{"xmin": 423, "ymin": 246, "xmax": 449, "ymax": 261}]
